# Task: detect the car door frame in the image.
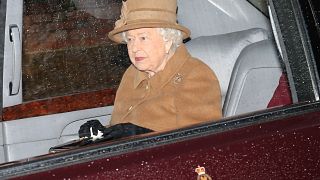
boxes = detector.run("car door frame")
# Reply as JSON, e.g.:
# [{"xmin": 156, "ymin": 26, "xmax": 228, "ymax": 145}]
[
  {"xmin": 269, "ymin": 0, "xmax": 320, "ymax": 103},
  {"xmin": 0, "ymin": 0, "xmax": 7, "ymax": 164}
]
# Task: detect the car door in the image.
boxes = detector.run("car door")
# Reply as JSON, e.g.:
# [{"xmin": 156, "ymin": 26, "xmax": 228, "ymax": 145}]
[{"xmin": 0, "ymin": 0, "xmax": 129, "ymax": 163}]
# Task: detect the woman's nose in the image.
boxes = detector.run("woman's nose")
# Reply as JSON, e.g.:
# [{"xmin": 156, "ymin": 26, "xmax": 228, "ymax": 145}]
[{"xmin": 131, "ymin": 40, "xmax": 141, "ymax": 53}]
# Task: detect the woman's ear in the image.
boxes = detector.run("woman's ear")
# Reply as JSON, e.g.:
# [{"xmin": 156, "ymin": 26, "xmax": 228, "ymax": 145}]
[{"xmin": 164, "ymin": 40, "xmax": 173, "ymax": 54}]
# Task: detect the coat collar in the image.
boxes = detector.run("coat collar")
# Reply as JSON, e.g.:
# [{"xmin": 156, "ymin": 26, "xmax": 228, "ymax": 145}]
[{"xmin": 133, "ymin": 44, "xmax": 191, "ymax": 89}]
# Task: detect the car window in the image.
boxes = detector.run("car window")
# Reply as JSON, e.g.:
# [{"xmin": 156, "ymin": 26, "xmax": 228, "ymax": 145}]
[
  {"xmin": 22, "ymin": 0, "xmax": 130, "ymax": 101},
  {"xmin": 299, "ymin": 0, "xmax": 320, "ymax": 81},
  {"xmin": 18, "ymin": 0, "xmax": 294, "ymax": 114},
  {"xmin": 2, "ymin": 0, "xmax": 311, "ymax": 164}
]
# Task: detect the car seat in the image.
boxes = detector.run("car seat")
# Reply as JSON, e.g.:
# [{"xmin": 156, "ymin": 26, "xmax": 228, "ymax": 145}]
[
  {"xmin": 223, "ymin": 40, "xmax": 282, "ymax": 116},
  {"xmin": 186, "ymin": 28, "xmax": 283, "ymax": 117},
  {"xmin": 186, "ymin": 28, "xmax": 269, "ymax": 106}
]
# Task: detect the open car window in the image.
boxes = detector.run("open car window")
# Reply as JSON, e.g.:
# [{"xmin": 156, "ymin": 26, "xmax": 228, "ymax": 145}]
[{"xmin": 17, "ymin": 0, "xmax": 289, "ymax": 114}]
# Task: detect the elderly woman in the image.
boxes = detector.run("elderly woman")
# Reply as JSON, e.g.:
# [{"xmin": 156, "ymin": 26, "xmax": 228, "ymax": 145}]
[{"xmin": 78, "ymin": 0, "xmax": 222, "ymax": 141}]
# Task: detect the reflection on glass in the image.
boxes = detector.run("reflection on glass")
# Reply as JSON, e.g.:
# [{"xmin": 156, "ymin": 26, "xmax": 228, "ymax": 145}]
[{"xmin": 22, "ymin": 0, "xmax": 130, "ymax": 101}]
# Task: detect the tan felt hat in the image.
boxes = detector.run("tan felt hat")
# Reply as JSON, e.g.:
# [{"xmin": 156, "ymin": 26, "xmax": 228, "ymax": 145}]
[{"xmin": 108, "ymin": 0, "xmax": 190, "ymax": 43}]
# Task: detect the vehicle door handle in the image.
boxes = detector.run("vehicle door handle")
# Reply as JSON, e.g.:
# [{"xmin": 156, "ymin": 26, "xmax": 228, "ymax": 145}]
[{"xmin": 9, "ymin": 25, "xmax": 22, "ymax": 95}]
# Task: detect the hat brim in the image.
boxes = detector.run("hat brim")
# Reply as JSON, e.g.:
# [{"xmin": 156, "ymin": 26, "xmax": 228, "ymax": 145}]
[{"xmin": 108, "ymin": 21, "xmax": 190, "ymax": 43}]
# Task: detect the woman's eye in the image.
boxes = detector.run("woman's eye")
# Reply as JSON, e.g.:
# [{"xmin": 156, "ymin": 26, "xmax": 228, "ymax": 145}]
[{"xmin": 140, "ymin": 36, "xmax": 146, "ymax": 40}]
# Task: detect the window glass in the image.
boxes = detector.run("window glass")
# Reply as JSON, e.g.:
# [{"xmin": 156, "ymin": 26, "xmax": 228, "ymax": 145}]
[
  {"xmin": 247, "ymin": 0, "xmax": 268, "ymax": 15},
  {"xmin": 301, "ymin": 0, "xmax": 320, "ymax": 81},
  {"xmin": 22, "ymin": 0, "xmax": 130, "ymax": 101},
  {"xmin": 308, "ymin": 0, "xmax": 320, "ymax": 93}
]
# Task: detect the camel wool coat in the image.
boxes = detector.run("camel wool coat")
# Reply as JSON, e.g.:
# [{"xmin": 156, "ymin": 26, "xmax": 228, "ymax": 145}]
[{"xmin": 110, "ymin": 45, "xmax": 222, "ymax": 131}]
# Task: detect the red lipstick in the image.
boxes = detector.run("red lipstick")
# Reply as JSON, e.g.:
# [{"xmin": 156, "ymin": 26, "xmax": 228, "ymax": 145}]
[{"xmin": 135, "ymin": 57, "xmax": 145, "ymax": 62}]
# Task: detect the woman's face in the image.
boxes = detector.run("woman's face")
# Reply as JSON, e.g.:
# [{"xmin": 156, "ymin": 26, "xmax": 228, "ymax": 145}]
[{"xmin": 126, "ymin": 28, "xmax": 172, "ymax": 77}]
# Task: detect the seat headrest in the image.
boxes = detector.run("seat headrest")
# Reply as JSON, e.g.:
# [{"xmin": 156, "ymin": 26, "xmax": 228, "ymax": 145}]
[{"xmin": 186, "ymin": 28, "xmax": 269, "ymax": 104}]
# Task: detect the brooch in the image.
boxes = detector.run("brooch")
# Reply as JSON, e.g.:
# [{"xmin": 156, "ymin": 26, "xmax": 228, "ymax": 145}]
[{"xmin": 173, "ymin": 73, "xmax": 183, "ymax": 84}]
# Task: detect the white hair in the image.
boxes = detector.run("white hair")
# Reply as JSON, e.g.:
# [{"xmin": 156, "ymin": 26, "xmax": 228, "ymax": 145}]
[{"xmin": 121, "ymin": 28, "xmax": 183, "ymax": 52}]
